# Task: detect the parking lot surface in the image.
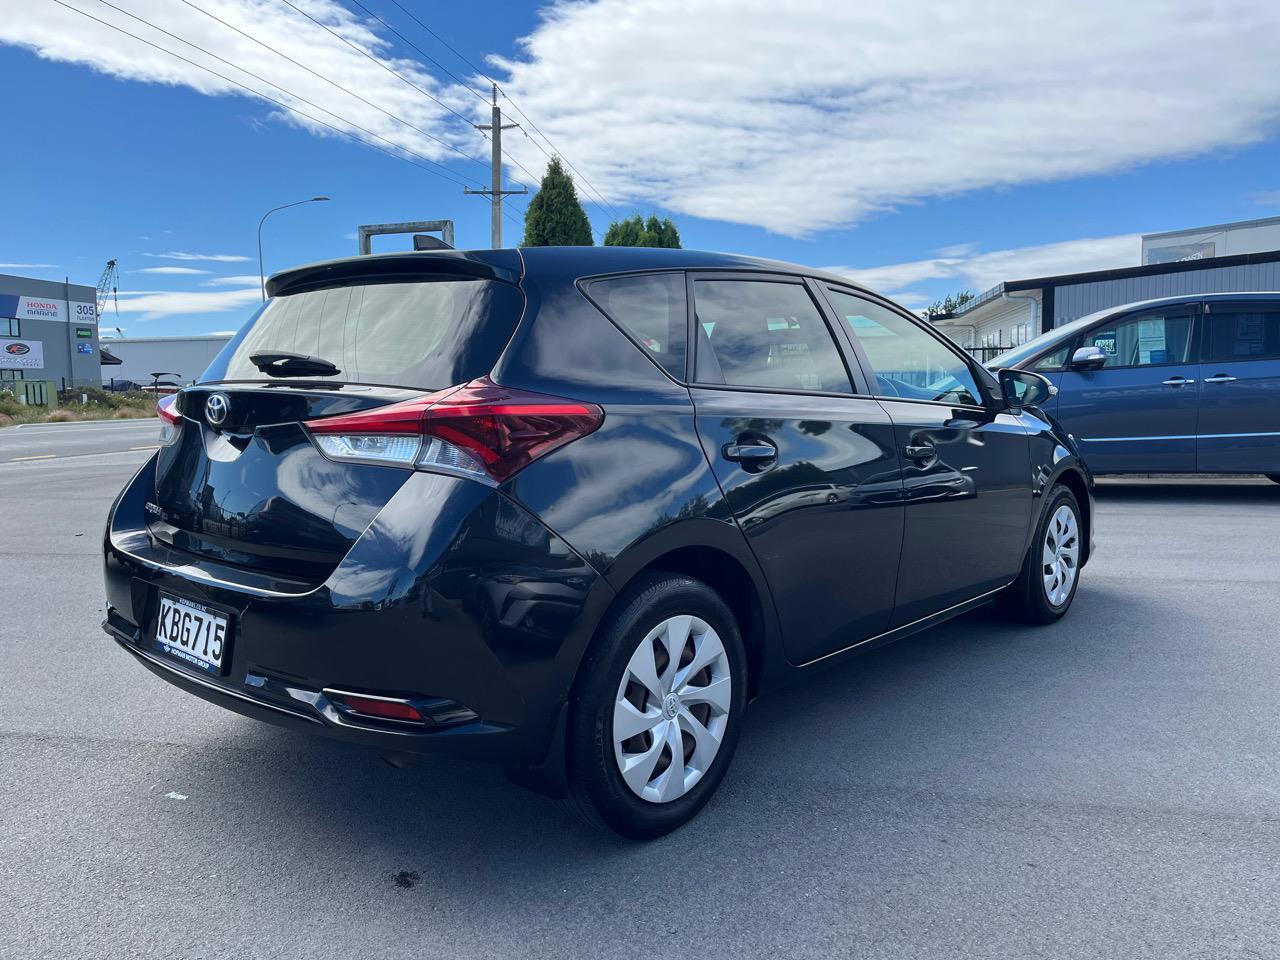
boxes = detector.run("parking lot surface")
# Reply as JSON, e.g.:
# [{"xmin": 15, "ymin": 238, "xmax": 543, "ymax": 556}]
[{"xmin": 2, "ymin": 423, "xmax": 1278, "ymax": 959}]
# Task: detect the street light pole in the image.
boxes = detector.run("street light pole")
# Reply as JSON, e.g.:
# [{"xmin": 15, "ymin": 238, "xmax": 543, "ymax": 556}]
[{"xmin": 257, "ymin": 196, "xmax": 330, "ymax": 301}]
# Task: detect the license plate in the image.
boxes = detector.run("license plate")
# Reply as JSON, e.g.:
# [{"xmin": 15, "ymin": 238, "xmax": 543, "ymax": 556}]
[{"xmin": 153, "ymin": 594, "xmax": 229, "ymax": 674}]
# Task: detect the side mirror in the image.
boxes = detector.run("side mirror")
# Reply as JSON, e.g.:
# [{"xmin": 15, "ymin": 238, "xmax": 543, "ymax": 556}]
[
  {"xmin": 999, "ymin": 368, "xmax": 1057, "ymax": 408},
  {"xmin": 1069, "ymin": 345, "xmax": 1107, "ymax": 371}
]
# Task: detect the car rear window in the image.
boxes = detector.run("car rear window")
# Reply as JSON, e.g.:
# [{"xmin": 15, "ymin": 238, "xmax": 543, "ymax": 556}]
[{"xmin": 201, "ymin": 278, "xmax": 522, "ymax": 389}]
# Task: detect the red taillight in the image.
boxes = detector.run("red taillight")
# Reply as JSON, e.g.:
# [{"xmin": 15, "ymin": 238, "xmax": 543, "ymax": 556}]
[
  {"xmin": 157, "ymin": 394, "xmax": 180, "ymax": 424},
  {"xmin": 303, "ymin": 377, "xmax": 604, "ymax": 483},
  {"xmin": 335, "ymin": 694, "xmax": 424, "ymax": 723},
  {"xmin": 157, "ymin": 394, "xmax": 182, "ymax": 446}
]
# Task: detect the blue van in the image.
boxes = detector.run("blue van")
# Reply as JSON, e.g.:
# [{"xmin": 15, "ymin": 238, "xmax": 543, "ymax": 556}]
[{"xmin": 989, "ymin": 293, "xmax": 1280, "ymax": 480}]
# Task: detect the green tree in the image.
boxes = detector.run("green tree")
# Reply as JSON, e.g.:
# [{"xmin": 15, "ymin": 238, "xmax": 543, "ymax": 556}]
[
  {"xmin": 521, "ymin": 156, "xmax": 593, "ymax": 246},
  {"xmin": 602, "ymin": 214, "xmax": 683, "ymax": 248},
  {"xmin": 921, "ymin": 290, "xmax": 975, "ymax": 320}
]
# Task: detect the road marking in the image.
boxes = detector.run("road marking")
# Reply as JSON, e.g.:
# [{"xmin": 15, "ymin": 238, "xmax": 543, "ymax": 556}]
[
  {"xmin": 130, "ymin": 445, "xmax": 160, "ymax": 451},
  {"xmin": 11, "ymin": 454, "xmax": 56, "ymax": 461}
]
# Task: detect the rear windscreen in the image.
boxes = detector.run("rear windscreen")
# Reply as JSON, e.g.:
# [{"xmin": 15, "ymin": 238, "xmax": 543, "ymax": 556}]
[{"xmin": 201, "ymin": 278, "xmax": 523, "ymax": 390}]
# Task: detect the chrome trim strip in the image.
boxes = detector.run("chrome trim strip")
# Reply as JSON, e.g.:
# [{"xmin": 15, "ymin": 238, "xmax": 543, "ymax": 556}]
[
  {"xmin": 798, "ymin": 583, "xmax": 1012, "ymax": 667},
  {"xmin": 1082, "ymin": 431, "xmax": 1280, "ymax": 443}
]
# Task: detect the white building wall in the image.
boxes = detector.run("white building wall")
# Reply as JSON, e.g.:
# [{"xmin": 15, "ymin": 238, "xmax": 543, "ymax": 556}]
[
  {"xmin": 934, "ymin": 291, "xmax": 1041, "ymax": 352},
  {"xmin": 1142, "ymin": 216, "xmax": 1280, "ymax": 264},
  {"xmin": 102, "ymin": 336, "xmax": 232, "ymax": 387}
]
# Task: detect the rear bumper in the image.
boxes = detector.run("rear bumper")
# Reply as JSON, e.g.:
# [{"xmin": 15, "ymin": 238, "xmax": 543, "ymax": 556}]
[{"xmin": 103, "ymin": 460, "xmax": 613, "ymax": 767}]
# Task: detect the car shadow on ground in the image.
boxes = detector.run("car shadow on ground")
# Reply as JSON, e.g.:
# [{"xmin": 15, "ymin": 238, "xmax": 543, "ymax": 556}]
[
  {"xmin": 157, "ymin": 565, "xmax": 1156, "ymax": 897},
  {"xmin": 1093, "ymin": 477, "xmax": 1280, "ymax": 506}
]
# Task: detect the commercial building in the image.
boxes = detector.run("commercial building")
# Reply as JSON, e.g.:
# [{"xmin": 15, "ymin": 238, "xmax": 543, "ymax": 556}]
[
  {"xmin": 934, "ymin": 216, "xmax": 1280, "ymax": 357},
  {"xmin": 101, "ymin": 334, "xmax": 232, "ymax": 389},
  {"xmin": 0, "ymin": 272, "xmax": 100, "ymax": 391}
]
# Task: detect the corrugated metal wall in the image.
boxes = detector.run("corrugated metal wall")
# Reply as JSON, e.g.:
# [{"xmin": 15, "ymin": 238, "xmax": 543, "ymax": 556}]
[{"xmin": 1054, "ymin": 262, "xmax": 1280, "ymax": 326}]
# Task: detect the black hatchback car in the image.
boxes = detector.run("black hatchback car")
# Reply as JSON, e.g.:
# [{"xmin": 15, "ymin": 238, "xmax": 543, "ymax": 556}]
[{"xmin": 104, "ymin": 247, "xmax": 1094, "ymax": 838}]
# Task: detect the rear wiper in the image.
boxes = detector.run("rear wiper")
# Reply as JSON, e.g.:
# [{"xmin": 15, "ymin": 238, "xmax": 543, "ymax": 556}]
[{"xmin": 249, "ymin": 351, "xmax": 340, "ymax": 378}]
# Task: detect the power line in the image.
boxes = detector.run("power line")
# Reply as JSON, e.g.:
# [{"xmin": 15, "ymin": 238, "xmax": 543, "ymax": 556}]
[
  {"xmin": 53, "ymin": 0, "xmax": 486, "ymax": 193},
  {"xmin": 274, "ymin": 0, "xmax": 481, "ymax": 133},
  {"xmin": 375, "ymin": 0, "xmax": 621, "ymax": 221},
  {"xmin": 86, "ymin": 0, "xmax": 486, "ymax": 188},
  {"xmin": 174, "ymin": 0, "xmax": 490, "ymax": 173},
  {"xmin": 347, "ymin": 0, "xmax": 489, "ymax": 103}
]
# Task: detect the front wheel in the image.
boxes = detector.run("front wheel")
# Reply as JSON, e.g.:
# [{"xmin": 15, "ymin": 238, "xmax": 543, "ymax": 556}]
[
  {"xmin": 561, "ymin": 573, "xmax": 747, "ymax": 840},
  {"xmin": 1000, "ymin": 485, "xmax": 1083, "ymax": 624}
]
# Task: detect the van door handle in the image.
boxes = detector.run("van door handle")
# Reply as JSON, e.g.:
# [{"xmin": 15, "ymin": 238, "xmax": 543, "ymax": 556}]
[
  {"xmin": 1162, "ymin": 376, "xmax": 1196, "ymax": 386},
  {"xmin": 722, "ymin": 441, "xmax": 777, "ymax": 463},
  {"xmin": 1204, "ymin": 374, "xmax": 1238, "ymax": 384}
]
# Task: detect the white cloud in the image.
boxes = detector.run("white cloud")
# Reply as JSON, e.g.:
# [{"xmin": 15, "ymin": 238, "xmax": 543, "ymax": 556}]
[
  {"xmin": 831, "ymin": 233, "xmax": 1143, "ymax": 298},
  {"xmin": 206, "ymin": 330, "xmax": 238, "ymax": 336},
  {"xmin": 114, "ymin": 286, "xmax": 262, "ymax": 322},
  {"xmin": 0, "ymin": 0, "xmax": 487, "ymax": 185},
  {"xmin": 142, "ymin": 251, "xmax": 252, "ymax": 262},
  {"xmin": 491, "ymin": 0, "xmax": 1280, "ymax": 234},
  {"xmin": 0, "ymin": 262, "xmax": 56, "ymax": 269},
  {"xmin": 135, "ymin": 266, "xmax": 211, "ymax": 275},
  {"xmin": 202, "ymin": 275, "xmax": 262, "ymax": 287},
  {"xmin": 1251, "ymin": 189, "xmax": 1280, "ymax": 207},
  {"xmin": 6, "ymin": 1, "xmax": 1280, "ymax": 237}
]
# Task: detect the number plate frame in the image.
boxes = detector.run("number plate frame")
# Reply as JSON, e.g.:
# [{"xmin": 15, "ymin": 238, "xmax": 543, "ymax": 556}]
[{"xmin": 151, "ymin": 592, "xmax": 233, "ymax": 676}]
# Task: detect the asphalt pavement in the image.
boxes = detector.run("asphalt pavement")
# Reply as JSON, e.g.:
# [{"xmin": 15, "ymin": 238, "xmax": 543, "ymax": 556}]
[{"xmin": 1, "ymin": 423, "xmax": 1278, "ymax": 959}]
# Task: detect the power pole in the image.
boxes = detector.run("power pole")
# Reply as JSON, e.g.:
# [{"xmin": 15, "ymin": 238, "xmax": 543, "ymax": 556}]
[{"xmin": 465, "ymin": 83, "xmax": 527, "ymax": 248}]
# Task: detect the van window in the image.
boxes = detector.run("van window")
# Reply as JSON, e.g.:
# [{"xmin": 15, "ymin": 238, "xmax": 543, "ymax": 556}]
[
  {"xmin": 1081, "ymin": 308, "xmax": 1196, "ymax": 368},
  {"xmin": 585, "ymin": 273, "xmax": 687, "ymax": 379},
  {"xmin": 1205, "ymin": 305, "xmax": 1280, "ymax": 362},
  {"xmin": 201, "ymin": 279, "xmax": 522, "ymax": 389}
]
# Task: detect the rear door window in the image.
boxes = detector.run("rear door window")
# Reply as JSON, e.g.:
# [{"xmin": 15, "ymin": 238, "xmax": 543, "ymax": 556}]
[
  {"xmin": 202, "ymin": 279, "xmax": 522, "ymax": 389},
  {"xmin": 691, "ymin": 278, "xmax": 852, "ymax": 393},
  {"xmin": 584, "ymin": 273, "xmax": 687, "ymax": 379},
  {"xmin": 1204, "ymin": 304, "xmax": 1280, "ymax": 362}
]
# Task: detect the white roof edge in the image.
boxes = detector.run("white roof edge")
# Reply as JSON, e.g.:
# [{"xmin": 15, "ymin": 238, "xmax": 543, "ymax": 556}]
[{"xmin": 1143, "ymin": 214, "xmax": 1280, "ymax": 241}]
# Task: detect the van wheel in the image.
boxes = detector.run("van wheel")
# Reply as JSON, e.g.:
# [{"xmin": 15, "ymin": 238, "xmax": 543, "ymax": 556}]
[
  {"xmin": 999, "ymin": 485, "xmax": 1083, "ymax": 625},
  {"xmin": 561, "ymin": 573, "xmax": 747, "ymax": 840}
]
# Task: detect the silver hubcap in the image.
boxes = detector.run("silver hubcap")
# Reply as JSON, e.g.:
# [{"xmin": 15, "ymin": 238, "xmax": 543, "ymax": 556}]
[
  {"xmin": 1042, "ymin": 504, "xmax": 1080, "ymax": 606},
  {"xmin": 613, "ymin": 615, "xmax": 732, "ymax": 804}
]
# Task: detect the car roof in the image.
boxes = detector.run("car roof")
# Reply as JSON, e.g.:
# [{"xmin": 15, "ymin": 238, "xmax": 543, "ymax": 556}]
[{"xmin": 267, "ymin": 246, "xmax": 875, "ymax": 299}]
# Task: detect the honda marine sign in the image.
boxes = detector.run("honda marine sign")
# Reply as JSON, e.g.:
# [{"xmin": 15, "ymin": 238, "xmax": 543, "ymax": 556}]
[{"xmin": 0, "ymin": 338, "xmax": 44, "ymax": 370}]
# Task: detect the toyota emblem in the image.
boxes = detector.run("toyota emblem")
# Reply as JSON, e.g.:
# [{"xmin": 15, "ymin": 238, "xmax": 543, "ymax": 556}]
[{"xmin": 205, "ymin": 393, "xmax": 230, "ymax": 426}]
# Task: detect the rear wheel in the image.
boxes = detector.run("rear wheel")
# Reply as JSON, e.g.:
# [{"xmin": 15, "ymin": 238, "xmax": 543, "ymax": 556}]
[
  {"xmin": 562, "ymin": 573, "xmax": 747, "ymax": 839},
  {"xmin": 1000, "ymin": 485, "xmax": 1083, "ymax": 624}
]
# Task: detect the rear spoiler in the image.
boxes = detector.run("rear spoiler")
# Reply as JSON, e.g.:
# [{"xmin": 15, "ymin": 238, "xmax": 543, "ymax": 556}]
[{"xmin": 266, "ymin": 249, "xmax": 522, "ymax": 298}]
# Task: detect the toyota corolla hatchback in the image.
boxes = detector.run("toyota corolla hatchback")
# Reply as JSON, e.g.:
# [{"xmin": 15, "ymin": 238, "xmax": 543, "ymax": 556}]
[{"xmin": 104, "ymin": 247, "xmax": 1094, "ymax": 838}]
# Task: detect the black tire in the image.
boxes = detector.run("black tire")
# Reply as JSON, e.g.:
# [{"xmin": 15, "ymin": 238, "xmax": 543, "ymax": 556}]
[
  {"xmin": 560, "ymin": 572, "xmax": 748, "ymax": 840},
  {"xmin": 999, "ymin": 484, "xmax": 1083, "ymax": 625}
]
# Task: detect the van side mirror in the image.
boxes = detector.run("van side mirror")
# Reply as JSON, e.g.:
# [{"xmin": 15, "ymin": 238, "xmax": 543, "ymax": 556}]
[
  {"xmin": 1069, "ymin": 345, "xmax": 1107, "ymax": 371},
  {"xmin": 998, "ymin": 368, "xmax": 1057, "ymax": 408}
]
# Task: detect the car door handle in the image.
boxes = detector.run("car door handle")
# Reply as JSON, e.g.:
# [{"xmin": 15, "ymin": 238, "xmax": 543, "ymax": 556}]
[
  {"xmin": 1204, "ymin": 374, "xmax": 1238, "ymax": 384},
  {"xmin": 1162, "ymin": 377, "xmax": 1196, "ymax": 386},
  {"xmin": 904, "ymin": 443, "xmax": 937, "ymax": 464},
  {"xmin": 722, "ymin": 441, "xmax": 777, "ymax": 463}
]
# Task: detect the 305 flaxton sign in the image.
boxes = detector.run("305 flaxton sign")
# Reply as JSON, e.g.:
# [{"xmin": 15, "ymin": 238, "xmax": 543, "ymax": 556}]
[
  {"xmin": 0, "ymin": 295, "xmax": 97, "ymax": 324},
  {"xmin": 0, "ymin": 339, "xmax": 45, "ymax": 369}
]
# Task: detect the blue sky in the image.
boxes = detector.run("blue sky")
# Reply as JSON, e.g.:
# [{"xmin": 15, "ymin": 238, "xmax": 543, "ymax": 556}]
[{"xmin": 3, "ymin": 0, "xmax": 1279, "ymax": 336}]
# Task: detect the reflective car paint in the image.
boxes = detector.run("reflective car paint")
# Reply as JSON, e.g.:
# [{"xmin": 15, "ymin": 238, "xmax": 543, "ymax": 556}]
[{"xmin": 104, "ymin": 245, "xmax": 1095, "ymax": 787}]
